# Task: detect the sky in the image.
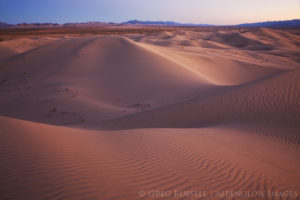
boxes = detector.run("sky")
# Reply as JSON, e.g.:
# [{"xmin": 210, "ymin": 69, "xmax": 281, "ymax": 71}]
[{"xmin": 0, "ymin": 0, "xmax": 300, "ymax": 25}]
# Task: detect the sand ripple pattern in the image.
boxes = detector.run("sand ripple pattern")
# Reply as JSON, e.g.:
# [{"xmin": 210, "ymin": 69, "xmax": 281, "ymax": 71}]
[
  {"xmin": 1, "ymin": 118, "xmax": 299, "ymax": 199},
  {"xmin": 101, "ymin": 69, "xmax": 300, "ymax": 146}
]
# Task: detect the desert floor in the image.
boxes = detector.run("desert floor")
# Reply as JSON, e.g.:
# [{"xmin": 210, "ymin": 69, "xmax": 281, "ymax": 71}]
[{"xmin": 0, "ymin": 27, "xmax": 299, "ymax": 200}]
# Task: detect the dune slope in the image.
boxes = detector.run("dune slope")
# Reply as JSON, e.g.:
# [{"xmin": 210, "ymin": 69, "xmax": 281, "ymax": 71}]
[
  {"xmin": 0, "ymin": 35, "xmax": 216, "ymax": 126},
  {"xmin": 0, "ymin": 116, "xmax": 299, "ymax": 200},
  {"xmin": 101, "ymin": 68, "xmax": 300, "ymax": 140}
]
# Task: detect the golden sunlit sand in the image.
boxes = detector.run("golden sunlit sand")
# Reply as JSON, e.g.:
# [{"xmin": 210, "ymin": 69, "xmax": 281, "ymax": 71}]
[{"xmin": 0, "ymin": 27, "xmax": 299, "ymax": 199}]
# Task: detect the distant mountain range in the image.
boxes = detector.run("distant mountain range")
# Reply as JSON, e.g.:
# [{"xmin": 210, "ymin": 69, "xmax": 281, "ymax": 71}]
[
  {"xmin": 0, "ymin": 22, "xmax": 13, "ymax": 28},
  {"xmin": 125, "ymin": 19, "xmax": 300, "ymax": 27},
  {"xmin": 63, "ymin": 22, "xmax": 114, "ymax": 27},
  {"xmin": 0, "ymin": 19, "xmax": 299, "ymax": 28},
  {"xmin": 237, "ymin": 19, "xmax": 300, "ymax": 27},
  {"xmin": 123, "ymin": 20, "xmax": 211, "ymax": 26},
  {"xmin": 0, "ymin": 22, "xmax": 114, "ymax": 28}
]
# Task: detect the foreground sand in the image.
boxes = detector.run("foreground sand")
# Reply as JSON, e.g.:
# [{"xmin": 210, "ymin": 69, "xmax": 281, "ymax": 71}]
[{"xmin": 0, "ymin": 28, "xmax": 299, "ymax": 199}]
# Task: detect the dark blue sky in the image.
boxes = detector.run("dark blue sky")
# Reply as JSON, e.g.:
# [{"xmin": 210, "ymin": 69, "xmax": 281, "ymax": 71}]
[{"xmin": 1, "ymin": 0, "xmax": 299, "ymax": 25}]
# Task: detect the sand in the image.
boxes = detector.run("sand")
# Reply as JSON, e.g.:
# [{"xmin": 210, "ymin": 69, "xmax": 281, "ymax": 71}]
[{"xmin": 0, "ymin": 28, "xmax": 299, "ymax": 199}]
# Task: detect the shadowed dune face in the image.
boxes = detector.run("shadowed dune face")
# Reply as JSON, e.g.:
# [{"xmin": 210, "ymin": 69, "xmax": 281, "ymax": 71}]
[
  {"xmin": 0, "ymin": 28, "xmax": 300, "ymax": 199},
  {"xmin": 100, "ymin": 68, "xmax": 300, "ymax": 131},
  {"xmin": 0, "ymin": 36, "xmax": 217, "ymax": 125}
]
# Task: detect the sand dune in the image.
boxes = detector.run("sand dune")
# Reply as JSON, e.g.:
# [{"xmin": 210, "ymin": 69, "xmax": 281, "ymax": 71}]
[
  {"xmin": 0, "ymin": 35, "xmax": 219, "ymax": 126},
  {"xmin": 130, "ymin": 29, "xmax": 299, "ymax": 85},
  {"xmin": 0, "ymin": 28, "xmax": 299, "ymax": 199},
  {"xmin": 100, "ymin": 68, "xmax": 300, "ymax": 131},
  {"xmin": 1, "ymin": 116, "xmax": 299, "ymax": 200},
  {"xmin": 0, "ymin": 37, "xmax": 60, "ymax": 60}
]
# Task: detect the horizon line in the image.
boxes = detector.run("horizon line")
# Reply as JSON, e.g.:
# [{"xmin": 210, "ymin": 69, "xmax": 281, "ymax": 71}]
[{"xmin": 1, "ymin": 18, "xmax": 300, "ymax": 27}]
